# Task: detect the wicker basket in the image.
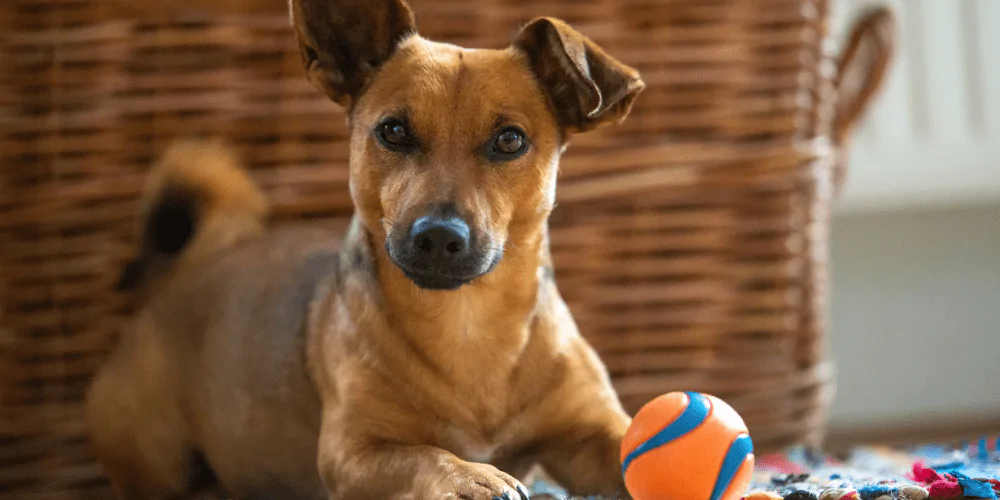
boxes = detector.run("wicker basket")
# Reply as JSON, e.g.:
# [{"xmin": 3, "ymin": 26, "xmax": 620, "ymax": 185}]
[{"xmin": 0, "ymin": 0, "xmax": 894, "ymax": 498}]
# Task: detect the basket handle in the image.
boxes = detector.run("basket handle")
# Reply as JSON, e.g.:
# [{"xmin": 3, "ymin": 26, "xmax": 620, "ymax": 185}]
[{"xmin": 832, "ymin": 6, "xmax": 897, "ymax": 191}]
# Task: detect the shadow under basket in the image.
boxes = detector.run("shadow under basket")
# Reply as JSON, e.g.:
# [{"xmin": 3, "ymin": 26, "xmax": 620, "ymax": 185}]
[{"xmin": 0, "ymin": 0, "xmax": 895, "ymax": 498}]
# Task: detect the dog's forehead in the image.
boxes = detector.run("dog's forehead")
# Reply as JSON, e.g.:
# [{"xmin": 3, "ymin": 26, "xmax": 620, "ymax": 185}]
[
  {"xmin": 360, "ymin": 37, "xmax": 553, "ymax": 132},
  {"xmin": 393, "ymin": 37, "xmax": 535, "ymax": 84}
]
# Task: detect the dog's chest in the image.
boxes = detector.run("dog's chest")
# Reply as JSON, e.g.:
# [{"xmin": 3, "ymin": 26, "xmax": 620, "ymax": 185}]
[
  {"xmin": 458, "ymin": 440, "xmax": 500, "ymax": 464},
  {"xmin": 441, "ymin": 425, "xmax": 506, "ymax": 463},
  {"xmin": 434, "ymin": 387, "xmax": 520, "ymax": 463}
]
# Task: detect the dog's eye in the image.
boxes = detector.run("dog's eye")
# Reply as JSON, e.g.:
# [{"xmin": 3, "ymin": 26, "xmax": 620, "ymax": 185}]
[
  {"xmin": 496, "ymin": 129, "xmax": 524, "ymax": 154},
  {"xmin": 376, "ymin": 119, "xmax": 416, "ymax": 152},
  {"xmin": 487, "ymin": 127, "xmax": 529, "ymax": 161}
]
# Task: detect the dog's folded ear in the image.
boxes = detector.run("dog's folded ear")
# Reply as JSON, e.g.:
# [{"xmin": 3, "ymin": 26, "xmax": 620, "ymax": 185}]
[
  {"xmin": 289, "ymin": 0, "xmax": 417, "ymax": 109},
  {"xmin": 514, "ymin": 17, "xmax": 645, "ymax": 136}
]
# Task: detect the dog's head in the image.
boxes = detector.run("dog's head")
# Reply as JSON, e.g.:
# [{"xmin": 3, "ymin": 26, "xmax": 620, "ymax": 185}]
[{"xmin": 290, "ymin": 0, "xmax": 643, "ymax": 290}]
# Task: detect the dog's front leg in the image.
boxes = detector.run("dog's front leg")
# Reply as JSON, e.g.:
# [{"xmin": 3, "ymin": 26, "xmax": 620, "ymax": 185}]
[
  {"xmin": 530, "ymin": 341, "xmax": 634, "ymax": 499},
  {"xmin": 318, "ymin": 437, "xmax": 530, "ymax": 500},
  {"xmin": 535, "ymin": 412, "xmax": 632, "ymax": 500}
]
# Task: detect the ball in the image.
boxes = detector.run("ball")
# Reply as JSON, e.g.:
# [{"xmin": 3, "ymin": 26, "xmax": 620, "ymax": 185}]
[{"xmin": 620, "ymin": 392, "xmax": 754, "ymax": 500}]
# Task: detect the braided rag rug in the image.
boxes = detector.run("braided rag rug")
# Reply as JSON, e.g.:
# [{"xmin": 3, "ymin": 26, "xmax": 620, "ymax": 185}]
[{"xmin": 526, "ymin": 438, "xmax": 1000, "ymax": 500}]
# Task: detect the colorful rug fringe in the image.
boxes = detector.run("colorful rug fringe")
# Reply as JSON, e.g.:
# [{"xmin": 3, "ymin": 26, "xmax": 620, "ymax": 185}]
[
  {"xmin": 746, "ymin": 438, "xmax": 1000, "ymax": 500},
  {"xmin": 527, "ymin": 436, "xmax": 1000, "ymax": 499}
]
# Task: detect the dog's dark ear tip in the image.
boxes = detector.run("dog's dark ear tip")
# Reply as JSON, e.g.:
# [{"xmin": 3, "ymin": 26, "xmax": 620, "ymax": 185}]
[
  {"xmin": 289, "ymin": 0, "xmax": 418, "ymax": 107},
  {"xmin": 513, "ymin": 16, "xmax": 645, "ymax": 135}
]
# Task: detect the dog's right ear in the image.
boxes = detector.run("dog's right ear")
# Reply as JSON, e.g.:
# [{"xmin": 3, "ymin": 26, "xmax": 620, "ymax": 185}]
[
  {"xmin": 289, "ymin": 0, "xmax": 417, "ymax": 109},
  {"xmin": 514, "ymin": 17, "xmax": 644, "ymax": 136}
]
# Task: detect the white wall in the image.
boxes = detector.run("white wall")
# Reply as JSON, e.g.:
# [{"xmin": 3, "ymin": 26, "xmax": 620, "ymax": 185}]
[
  {"xmin": 831, "ymin": 0, "xmax": 1000, "ymax": 214},
  {"xmin": 827, "ymin": 204, "xmax": 1000, "ymax": 425},
  {"xmin": 824, "ymin": 0, "xmax": 1000, "ymax": 427}
]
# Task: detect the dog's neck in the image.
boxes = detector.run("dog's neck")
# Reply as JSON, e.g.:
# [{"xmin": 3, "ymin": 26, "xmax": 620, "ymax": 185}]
[{"xmin": 340, "ymin": 216, "xmax": 549, "ymax": 377}]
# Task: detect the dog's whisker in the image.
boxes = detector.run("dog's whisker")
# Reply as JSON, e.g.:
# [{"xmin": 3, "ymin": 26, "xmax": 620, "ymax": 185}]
[{"xmin": 380, "ymin": 217, "xmax": 400, "ymax": 229}]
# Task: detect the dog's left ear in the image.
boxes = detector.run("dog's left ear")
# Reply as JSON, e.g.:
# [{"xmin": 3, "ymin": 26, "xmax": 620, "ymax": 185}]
[
  {"xmin": 289, "ymin": 0, "xmax": 417, "ymax": 109},
  {"xmin": 514, "ymin": 17, "xmax": 645, "ymax": 135}
]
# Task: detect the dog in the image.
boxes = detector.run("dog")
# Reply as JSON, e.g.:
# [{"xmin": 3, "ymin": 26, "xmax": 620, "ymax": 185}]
[{"xmin": 85, "ymin": 0, "xmax": 645, "ymax": 498}]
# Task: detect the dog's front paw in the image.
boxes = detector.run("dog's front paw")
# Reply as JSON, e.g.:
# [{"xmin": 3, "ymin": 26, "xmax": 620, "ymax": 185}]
[{"xmin": 435, "ymin": 461, "xmax": 530, "ymax": 500}]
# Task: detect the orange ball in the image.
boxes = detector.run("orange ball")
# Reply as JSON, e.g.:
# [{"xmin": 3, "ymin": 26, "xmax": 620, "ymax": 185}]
[{"xmin": 621, "ymin": 392, "xmax": 754, "ymax": 500}]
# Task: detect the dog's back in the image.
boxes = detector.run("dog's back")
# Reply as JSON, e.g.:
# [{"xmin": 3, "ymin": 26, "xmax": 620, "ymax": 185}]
[{"xmin": 87, "ymin": 140, "xmax": 334, "ymax": 499}]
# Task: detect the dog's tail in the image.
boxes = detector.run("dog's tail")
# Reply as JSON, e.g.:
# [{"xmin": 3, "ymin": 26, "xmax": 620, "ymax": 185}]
[{"xmin": 116, "ymin": 138, "xmax": 268, "ymax": 291}]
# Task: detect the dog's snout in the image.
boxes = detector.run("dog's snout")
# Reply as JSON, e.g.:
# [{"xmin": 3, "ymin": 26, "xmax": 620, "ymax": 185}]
[
  {"xmin": 410, "ymin": 216, "xmax": 470, "ymax": 260},
  {"xmin": 388, "ymin": 208, "xmax": 500, "ymax": 290}
]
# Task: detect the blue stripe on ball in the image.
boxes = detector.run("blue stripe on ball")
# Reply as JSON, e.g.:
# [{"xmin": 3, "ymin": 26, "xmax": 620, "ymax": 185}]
[
  {"xmin": 621, "ymin": 392, "xmax": 711, "ymax": 476},
  {"xmin": 709, "ymin": 433, "xmax": 753, "ymax": 500}
]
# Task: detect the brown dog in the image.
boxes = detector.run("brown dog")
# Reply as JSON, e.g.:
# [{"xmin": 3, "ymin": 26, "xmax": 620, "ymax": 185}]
[{"xmin": 85, "ymin": 0, "xmax": 644, "ymax": 498}]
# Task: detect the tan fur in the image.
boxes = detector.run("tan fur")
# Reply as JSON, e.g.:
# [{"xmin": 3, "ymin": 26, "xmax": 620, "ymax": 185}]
[{"xmin": 86, "ymin": 1, "xmax": 644, "ymax": 499}]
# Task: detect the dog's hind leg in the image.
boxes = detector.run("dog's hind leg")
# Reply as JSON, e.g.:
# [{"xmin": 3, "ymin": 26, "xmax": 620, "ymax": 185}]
[{"xmin": 85, "ymin": 335, "xmax": 208, "ymax": 500}]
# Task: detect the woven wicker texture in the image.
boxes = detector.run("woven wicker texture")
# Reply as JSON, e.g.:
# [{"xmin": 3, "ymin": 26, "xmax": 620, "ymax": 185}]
[{"xmin": 1, "ymin": 0, "xmax": 893, "ymax": 498}]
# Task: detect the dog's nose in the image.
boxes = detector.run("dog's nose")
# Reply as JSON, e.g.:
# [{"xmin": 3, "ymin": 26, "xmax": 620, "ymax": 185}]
[{"xmin": 409, "ymin": 216, "xmax": 470, "ymax": 261}]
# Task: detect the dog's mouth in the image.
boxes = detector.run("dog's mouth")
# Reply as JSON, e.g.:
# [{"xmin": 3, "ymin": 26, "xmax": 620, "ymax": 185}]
[
  {"xmin": 386, "ymin": 243, "xmax": 503, "ymax": 291},
  {"xmin": 397, "ymin": 266, "xmax": 476, "ymax": 291}
]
